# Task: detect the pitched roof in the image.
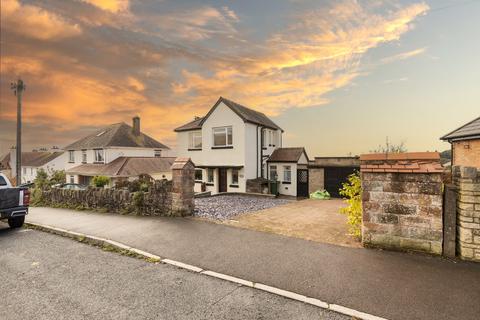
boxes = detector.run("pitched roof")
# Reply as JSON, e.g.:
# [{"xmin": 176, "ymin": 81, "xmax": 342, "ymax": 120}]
[
  {"xmin": 174, "ymin": 117, "xmax": 204, "ymax": 132},
  {"xmin": 66, "ymin": 157, "xmax": 176, "ymax": 177},
  {"xmin": 0, "ymin": 152, "xmax": 64, "ymax": 168},
  {"xmin": 267, "ymin": 147, "xmax": 308, "ymax": 163},
  {"xmin": 65, "ymin": 122, "xmax": 170, "ymax": 150},
  {"xmin": 441, "ymin": 116, "xmax": 480, "ymax": 141},
  {"xmin": 174, "ymin": 97, "xmax": 283, "ymax": 132}
]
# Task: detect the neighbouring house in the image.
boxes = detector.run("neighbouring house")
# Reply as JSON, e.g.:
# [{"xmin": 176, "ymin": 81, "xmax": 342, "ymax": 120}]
[
  {"xmin": 64, "ymin": 116, "xmax": 172, "ymax": 185},
  {"xmin": 174, "ymin": 96, "xmax": 309, "ymax": 197},
  {"xmin": 441, "ymin": 116, "xmax": 480, "ymax": 167},
  {"xmin": 1, "ymin": 148, "xmax": 66, "ymax": 184},
  {"xmin": 308, "ymin": 157, "xmax": 360, "ymax": 197},
  {"xmin": 66, "ymin": 156, "xmax": 176, "ymax": 186}
]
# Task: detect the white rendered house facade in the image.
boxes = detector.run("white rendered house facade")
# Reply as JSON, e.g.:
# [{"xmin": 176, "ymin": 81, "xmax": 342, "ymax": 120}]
[{"xmin": 175, "ymin": 97, "xmax": 287, "ymax": 194}]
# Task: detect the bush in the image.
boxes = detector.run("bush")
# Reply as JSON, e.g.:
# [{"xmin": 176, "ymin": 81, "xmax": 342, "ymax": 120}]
[
  {"xmin": 30, "ymin": 187, "xmax": 45, "ymax": 206},
  {"xmin": 339, "ymin": 171, "xmax": 362, "ymax": 240},
  {"xmin": 34, "ymin": 169, "xmax": 49, "ymax": 189},
  {"xmin": 49, "ymin": 170, "xmax": 66, "ymax": 185},
  {"xmin": 91, "ymin": 176, "xmax": 110, "ymax": 188},
  {"xmin": 132, "ymin": 191, "xmax": 144, "ymax": 213}
]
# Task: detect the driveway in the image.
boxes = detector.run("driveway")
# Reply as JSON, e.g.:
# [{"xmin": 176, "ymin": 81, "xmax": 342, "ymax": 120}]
[
  {"xmin": 221, "ymin": 198, "xmax": 360, "ymax": 248},
  {"xmin": 0, "ymin": 225, "xmax": 347, "ymax": 320}
]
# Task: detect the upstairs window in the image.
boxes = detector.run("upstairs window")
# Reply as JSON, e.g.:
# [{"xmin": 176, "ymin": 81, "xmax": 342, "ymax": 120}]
[
  {"xmin": 94, "ymin": 149, "xmax": 104, "ymax": 163},
  {"xmin": 69, "ymin": 150, "xmax": 75, "ymax": 163},
  {"xmin": 213, "ymin": 126, "xmax": 232, "ymax": 147},
  {"xmin": 188, "ymin": 131, "xmax": 202, "ymax": 149},
  {"xmin": 154, "ymin": 150, "xmax": 162, "ymax": 157},
  {"xmin": 195, "ymin": 169, "xmax": 203, "ymax": 181},
  {"xmin": 82, "ymin": 150, "xmax": 87, "ymax": 163},
  {"xmin": 283, "ymin": 165, "xmax": 291, "ymax": 182}
]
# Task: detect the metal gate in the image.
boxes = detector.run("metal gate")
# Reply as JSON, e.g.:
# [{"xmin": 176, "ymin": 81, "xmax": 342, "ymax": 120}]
[{"xmin": 297, "ymin": 169, "xmax": 309, "ymax": 197}]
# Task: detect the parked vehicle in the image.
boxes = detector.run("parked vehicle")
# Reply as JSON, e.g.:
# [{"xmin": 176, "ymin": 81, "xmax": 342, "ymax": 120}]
[
  {"xmin": 52, "ymin": 183, "xmax": 88, "ymax": 190},
  {"xmin": 0, "ymin": 173, "xmax": 30, "ymax": 228}
]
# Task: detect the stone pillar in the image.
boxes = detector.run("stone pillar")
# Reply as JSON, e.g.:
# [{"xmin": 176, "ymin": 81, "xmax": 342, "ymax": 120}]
[
  {"xmin": 453, "ymin": 166, "xmax": 480, "ymax": 262},
  {"xmin": 360, "ymin": 152, "xmax": 444, "ymax": 255},
  {"xmin": 171, "ymin": 157, "xmax": 195, "ymax": 216}
]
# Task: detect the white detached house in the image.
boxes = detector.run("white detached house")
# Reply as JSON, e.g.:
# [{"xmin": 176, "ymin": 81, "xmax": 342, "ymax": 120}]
[{"xmin": 175, "ymin": 97, "xmax": 310, "ymax": 197}]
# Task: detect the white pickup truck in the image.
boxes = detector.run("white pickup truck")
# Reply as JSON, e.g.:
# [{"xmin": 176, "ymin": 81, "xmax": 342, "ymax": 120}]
[{"xmin": 0, "ymin": 173, "xmax": 30, "ymax": 228}]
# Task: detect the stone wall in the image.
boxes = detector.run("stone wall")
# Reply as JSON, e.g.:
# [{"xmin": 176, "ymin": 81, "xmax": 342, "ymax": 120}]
[
  {"xmin": 360, "ymin": 152, "xmax": 444, "ymax": 255},
  {"xmin": 38, "ymin": 158, "xmax": 195, "ymax": 217},
  {"xmin": 453, "ymin": 166, "xmax": 480, "ymax": 262},
  {"xmin": 453, "ymin": 139, "xmax": 480, "ymax": 168}
]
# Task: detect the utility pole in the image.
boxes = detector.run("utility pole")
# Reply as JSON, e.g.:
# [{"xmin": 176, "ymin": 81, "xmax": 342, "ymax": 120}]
[{"xmin": 11, "ymin": 79, "xmax": 25, "ymax": 186}]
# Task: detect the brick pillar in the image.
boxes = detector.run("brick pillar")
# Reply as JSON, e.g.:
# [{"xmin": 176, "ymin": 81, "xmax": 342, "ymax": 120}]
[
  {"xmin": 171, "ymin": 158, "xmax": 195, "ymax": 216},
  {"xmin": 360, "ymin": 152, "xmax": 444, "ymax": 255},
  {"xmin": 453, "ymin": 166, "xmax": 480, "ymax": 262}
]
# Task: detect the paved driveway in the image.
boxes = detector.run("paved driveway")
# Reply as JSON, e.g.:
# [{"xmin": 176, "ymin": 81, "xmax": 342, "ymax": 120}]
[{"xmin": 221, "ymin": 199, "xmax": 360, "ymax": 248}]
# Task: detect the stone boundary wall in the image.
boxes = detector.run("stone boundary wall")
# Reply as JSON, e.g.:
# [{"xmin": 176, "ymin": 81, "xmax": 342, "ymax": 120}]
[
  {"xmin": 360, "ymin": 152, "xmax": 444, "ymax": 255},
  {"xmin": 39, "ymin": 158, "xmax": 195, "ymax": 217},
  {"xmin": 453, "ymin": 166, "xmax": 480, "ymax": 262}
]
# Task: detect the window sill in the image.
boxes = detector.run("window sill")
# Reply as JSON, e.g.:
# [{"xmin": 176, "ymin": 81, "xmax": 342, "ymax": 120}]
[
  {"xmin": 262, "ymin": 147, "xmax": 267, "ymax": 150},
  {"xmin": 205, "ymin": 183, "xmax": 214, "ymax": 186},
  {"xmin": 195, "ymin": 180, "xmax": 203, "ymax": 184},
  {"xmin": 93, "ymin": 162, "xmax": 105, "ymax": 164},
  {"xmin": 188, "ymin": 148, "xmax": 202, "ymax": 151},
  {"xmin": 229, "ymin": 184, "xmax": 239, "ymax": 188},
  {"xmin": 82, "ymin": 162, "xmax": 87, "ymax": 164},
  {"xmin": 282, "ymin": 181, "xmax": 291, "ymax": 185},
  {"xmin": 68, "ymin": 161, "xmax": 75, "ymax": 164},
  {"xmin": 211, "ymin": 146, "xmax": 233, "ymax": 149}
]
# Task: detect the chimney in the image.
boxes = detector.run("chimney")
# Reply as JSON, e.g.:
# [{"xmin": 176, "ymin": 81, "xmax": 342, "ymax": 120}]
[{"xmin": 132, "ymin": 116, "xmax": 140, "ymax": 136}]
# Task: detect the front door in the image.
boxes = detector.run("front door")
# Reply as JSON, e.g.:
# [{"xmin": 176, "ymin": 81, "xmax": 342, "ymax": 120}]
[
  {"xmin": 297, "ymin": 169, "xmax": 309, "ymax": 197},
  {"xmin": 218, "ymin": 168, "xmax": 228, "ymax": 193}
]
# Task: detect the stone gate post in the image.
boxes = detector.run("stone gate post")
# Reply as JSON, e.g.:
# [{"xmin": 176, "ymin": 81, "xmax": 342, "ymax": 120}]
[
  {"xmin": 171, "ymin": 157, "xmax": 195, "ymax": 216},
  {"xmin": 360, "ymin": 152, "xmax": 444, "ymax": 254}
]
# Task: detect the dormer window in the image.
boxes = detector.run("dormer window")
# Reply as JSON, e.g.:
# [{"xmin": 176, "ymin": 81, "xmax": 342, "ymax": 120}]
[
  {"xmin": 213, "ymin": 126, "xmax": 233, "ymax": 148},
  {"xmin": 94, "ymin": 149, "xmax": 104, "ymax": 163}
]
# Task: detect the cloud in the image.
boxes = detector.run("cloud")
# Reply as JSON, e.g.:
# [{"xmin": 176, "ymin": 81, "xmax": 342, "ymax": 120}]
[
  {"xmin": 0, "ymin": 0, "xmax": 430, "ymax": 155},
  {"xmin": 381, "ymin": 47, "xmax": 427, "ymax": 63},
  {"xmin": 81, "ymin": 0, "xmax": 129, "ymax": 13},
  {"xmin": 1, "ymin": 0, "xmax": 81, "ymax": 40}
]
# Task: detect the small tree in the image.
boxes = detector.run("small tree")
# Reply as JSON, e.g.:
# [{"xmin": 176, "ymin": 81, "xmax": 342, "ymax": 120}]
[
  {"xmin": 371, "ymin": 137, "xmax": 407, "ymax": 153},
  {"xmin": 339, "ymin": 171, "xmax": 362, "ymax": 240},
  {"xmin": 91, "ymin": 176, "xmax": 110, "ymax": 188},
  {"xmin": 49, "ymin": 170, "xmax": 66, "ymax": 186},
  {"xmin": 34, "ymin": 169, "xmax": 49, "ymax": 189}
]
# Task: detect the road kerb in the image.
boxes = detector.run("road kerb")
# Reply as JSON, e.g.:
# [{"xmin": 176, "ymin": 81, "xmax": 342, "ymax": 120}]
[
  {"xmin": 25, "ymin": 222, "xmax": 389, "ymax": 320},
  {"xmin": 162, "ymin": 259, "xmax": 203, "ymax": 273},
  {"xmin": 201, "ymin": 270, "xmax": 254, "ymax": 287}
]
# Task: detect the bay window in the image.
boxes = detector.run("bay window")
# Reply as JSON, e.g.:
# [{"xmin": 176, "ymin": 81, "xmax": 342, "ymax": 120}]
[{"xmin": 213, "ymin": 126, "xmax": 233, "ymax": 147}]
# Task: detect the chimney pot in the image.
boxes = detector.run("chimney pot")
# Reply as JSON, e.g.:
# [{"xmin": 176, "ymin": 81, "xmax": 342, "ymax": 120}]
[{"xmin": 132, "ymin": 116, "xmax": 140, "ymax": 136}]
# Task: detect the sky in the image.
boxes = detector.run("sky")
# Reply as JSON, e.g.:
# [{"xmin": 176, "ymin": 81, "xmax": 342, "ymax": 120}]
[{"xmin": 1, "ymin": 0, "xmax": 479, "ymax": 157}]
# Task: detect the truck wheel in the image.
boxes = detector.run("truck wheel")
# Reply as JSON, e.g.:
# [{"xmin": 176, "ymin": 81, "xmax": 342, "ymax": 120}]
[{"xmin": 8, "ymin": 216, "xmax": 25, "ymax": 229}]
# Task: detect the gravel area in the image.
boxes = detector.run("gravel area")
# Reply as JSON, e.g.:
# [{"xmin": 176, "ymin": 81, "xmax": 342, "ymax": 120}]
[{"xmin": 194, "ymin": 195, "xmax": 291, "ymax": 220}]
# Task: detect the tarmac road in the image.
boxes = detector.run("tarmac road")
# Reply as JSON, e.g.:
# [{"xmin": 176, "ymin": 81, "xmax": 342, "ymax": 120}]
[{"xmin": 0, "ymin": 223, "xmax": 348, "ymax": 320}]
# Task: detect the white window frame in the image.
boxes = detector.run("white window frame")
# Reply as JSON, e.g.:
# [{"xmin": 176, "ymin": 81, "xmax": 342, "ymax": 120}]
[
  {"xmin": 262, "ymin": 129, "xmax": 267, "ymax": 148},
  {"xmin": 69, "ymin": 150, "xmax": 75, "ymax": 163},
  {"xmin": 154, "ymin": 149, "xmax": 162, "ymax": 157},
  {"xmin": 269, "ymin": 165, "xmax": 278, "ymax": 180},
  {"xmin": 188, "ymin": 131, "xmax": 202, "ymax": 149},
  {"xmin": 94, "ymin": 149, "xmax": 104, "ymax": 163},
  {"xmin": 207, "ymin": 168, "xmax": 214, "ymax": 183},
  {"xmin": 231, "ymin": 169, "xmax": 239, "ymax": 185},
  {"xmin": 195, "ymin": 169, "xmax": 203, "ymax": 181},
  {"xmin": 283, "ymin": 165, "xmax": 291, "ymax": 182},
  {"xmin": 212, "ymin": 126, "xmax": 233, "ymax": 147},
  {"xmin": 82, "ymin": 150, "xmax": 87, "ymax": 163},
  {"xmin": 70, "ymin": 175, "xmax": 75, "ymax": 184}
]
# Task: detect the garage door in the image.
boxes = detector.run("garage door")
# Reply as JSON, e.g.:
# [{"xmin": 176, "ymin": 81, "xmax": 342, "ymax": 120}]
[{"xmin": 324, "ymin": 167, "xmax": 359, "ymax": 198}]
